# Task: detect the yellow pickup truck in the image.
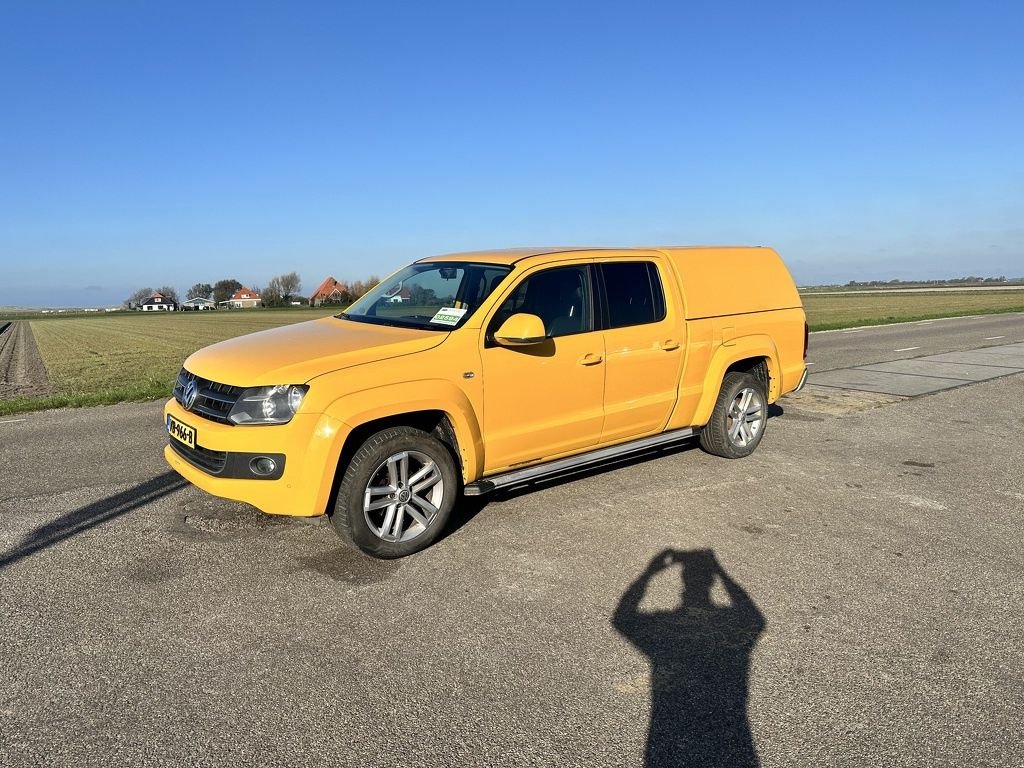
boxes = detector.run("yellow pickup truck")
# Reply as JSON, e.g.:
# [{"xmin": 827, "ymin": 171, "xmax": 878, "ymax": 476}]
[{"xmin": 164, "ymin": 246, "xmax": 807, "ymax": 557}]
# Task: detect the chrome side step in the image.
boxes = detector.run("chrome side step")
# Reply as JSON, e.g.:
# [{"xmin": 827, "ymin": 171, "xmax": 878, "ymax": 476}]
[{"xmin": 463, "ymin": 427, "xmax": 698, "ymax": 496}]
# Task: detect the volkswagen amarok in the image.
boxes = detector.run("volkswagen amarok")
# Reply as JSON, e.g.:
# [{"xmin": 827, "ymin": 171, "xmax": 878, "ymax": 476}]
[{"xmin": 164, "ymin": 247, "xmax": 808, "ymax": 557}]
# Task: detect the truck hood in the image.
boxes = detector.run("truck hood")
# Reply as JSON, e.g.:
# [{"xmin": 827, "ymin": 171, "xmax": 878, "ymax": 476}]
[{"xmin": 183, "ymin": 316, "xmax": 448, "ymax": 386}]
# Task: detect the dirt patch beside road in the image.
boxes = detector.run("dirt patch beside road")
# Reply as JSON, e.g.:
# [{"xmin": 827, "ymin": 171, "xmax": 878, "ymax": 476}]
[
  {"xmin": 0, "ymin": 321, "xmax": 53, "ymax": 399},
  {"xmin": 779, "ymin": 384, "xmax": 906, "ymax": 416}
]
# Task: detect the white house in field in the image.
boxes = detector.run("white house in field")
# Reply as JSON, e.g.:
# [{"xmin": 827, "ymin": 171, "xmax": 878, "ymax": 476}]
[
  {"xmin": 139, "ymin": 292, "xmax": 177, "ymax": 311},
  {"xmin": 219, "ymin": 287, "xmax": 261, "ymax": 309},
  {"xmin": 180, "ymin": 297, "xmax": 216, "ymax": 311}
]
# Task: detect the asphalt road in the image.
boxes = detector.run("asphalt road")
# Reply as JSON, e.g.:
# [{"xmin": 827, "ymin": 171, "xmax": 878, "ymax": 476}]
[
  {"xmin": 808, "ymin": 312, "xmax": 1024, "ymax": 371},
  {"xmin": 2, "ymin": 323, "xmax": 1023, "ymax": 767}
]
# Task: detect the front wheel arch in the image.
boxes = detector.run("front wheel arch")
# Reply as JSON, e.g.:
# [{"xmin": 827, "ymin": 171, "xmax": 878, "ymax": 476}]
[
  {"xmin": 331, "ymin": 425, "xmax": 459, "ymax": 558},
  {"xmin": 321, "ymin": 409, "xmax": 466, "ymax": 518}
]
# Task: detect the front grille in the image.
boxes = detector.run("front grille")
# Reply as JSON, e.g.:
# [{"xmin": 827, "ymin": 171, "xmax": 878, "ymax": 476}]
[
  {"xmin": 168, "ymin": 437, "xmax": 228, "ymax": 474},
  {"xmin": 173, "ymin": 368, "xmax": 244, "ymax": 425}
]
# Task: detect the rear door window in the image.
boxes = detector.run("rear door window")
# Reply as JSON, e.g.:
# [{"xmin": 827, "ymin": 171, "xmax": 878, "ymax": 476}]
[{"xmin": 599, "ymin": 262, "xmax": 666, "ymax": 328}]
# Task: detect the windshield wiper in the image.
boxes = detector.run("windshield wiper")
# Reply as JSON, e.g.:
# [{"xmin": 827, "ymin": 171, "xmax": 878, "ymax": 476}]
[{"xmin": 337, "ymin": 313, "xmax": 429, "ymax": 330}]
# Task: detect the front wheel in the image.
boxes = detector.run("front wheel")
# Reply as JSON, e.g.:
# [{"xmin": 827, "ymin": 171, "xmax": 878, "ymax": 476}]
[
  {"xmin": 331, "ymin": 426, "xmax": 458, "ymax": 558},
  {"xmin": 699, "ymin": 371, "xmax": 768, "ymax": 459}
]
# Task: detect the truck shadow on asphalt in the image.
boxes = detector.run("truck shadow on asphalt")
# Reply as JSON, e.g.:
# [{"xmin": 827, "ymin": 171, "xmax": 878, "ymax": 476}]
[
  {"xmin": 613, "ymin": 548, "xmax": 765, "ymax": 768},
  {"xmin": 449, "ymin": 405, "xmax": 789, "ymax": 536},
  {"xmin": 444, "ymin": 428, "xmax": 766, "ymax": 540},
  {"xmin": 444, "ymin": 437, "xmax": 711, "ymax": 539},
  {"xmin": 0, "ymin": 472, "xmax": 186, "ymax": 570}
]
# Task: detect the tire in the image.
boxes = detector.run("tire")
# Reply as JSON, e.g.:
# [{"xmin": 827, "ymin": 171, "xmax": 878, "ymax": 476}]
[
  {"xmin": 331, "ymin": 426, "xmax": 459, "ymax": 558},
  {"xmin": 699, "ymin": 371, "xmax": 768, "ymax": 459}
]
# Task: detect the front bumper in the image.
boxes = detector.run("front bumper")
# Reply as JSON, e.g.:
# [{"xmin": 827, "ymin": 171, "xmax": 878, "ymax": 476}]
[{"xmin": 163, "ymin": 398, "xmax": 350, "ymax": 517}]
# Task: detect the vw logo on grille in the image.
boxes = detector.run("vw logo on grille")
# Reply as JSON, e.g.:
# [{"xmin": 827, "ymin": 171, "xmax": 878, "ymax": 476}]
[{"xmin": 182, "ymin": 379, "xmax": 199, "ymax": 411}]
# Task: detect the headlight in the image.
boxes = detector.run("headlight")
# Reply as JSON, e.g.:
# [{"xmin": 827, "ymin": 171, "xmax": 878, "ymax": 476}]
[{"xmin": 228, "ymin": 385, "xmax": 309, "ymax": 425}]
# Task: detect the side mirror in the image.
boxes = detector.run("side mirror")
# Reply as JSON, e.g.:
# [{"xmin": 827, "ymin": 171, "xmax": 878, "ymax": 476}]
[{"xmin": 494, "ymin": 313, "xmax": 546, "ymax": 346}]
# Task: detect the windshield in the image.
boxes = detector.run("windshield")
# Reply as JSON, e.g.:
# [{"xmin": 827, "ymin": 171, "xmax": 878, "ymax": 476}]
[{"xmin": 340, "ymin": 262, "xmax": 513, "ymax": 330}]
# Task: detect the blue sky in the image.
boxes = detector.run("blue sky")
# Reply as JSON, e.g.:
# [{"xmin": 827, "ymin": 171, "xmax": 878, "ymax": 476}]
[{"xmin": 1, "ymin": 1, "xmax": 1022, "ymax": 307}]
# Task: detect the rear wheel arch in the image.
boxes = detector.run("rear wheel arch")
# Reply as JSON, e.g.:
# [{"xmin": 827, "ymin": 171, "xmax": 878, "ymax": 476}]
[
  {"xmin": 693, "ymin": 339, "xmax": 780, "ymax": 427},
  {"xmin": 725, "ymin": 356, "xmax": 771, "ymax": 398},
  {"xmin": 699, "ymin": 369, "xmax": 769, "ymax": 458}
]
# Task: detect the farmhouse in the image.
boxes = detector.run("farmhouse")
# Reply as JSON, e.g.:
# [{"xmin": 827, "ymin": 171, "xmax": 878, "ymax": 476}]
[
  {"xmin": 180, "ymin": 297, "xmax": 216, "ymax": 311},
  {"xmin": 139, "ymin": 292, "xmax": 177, "ymax": 311},
  {"xmin": 310, "ymin": 276, "xmax": 348, "ymax": 306},
  {"xmin": 219, "ymin": 287, "xmax": 261, "ymax": 309}
]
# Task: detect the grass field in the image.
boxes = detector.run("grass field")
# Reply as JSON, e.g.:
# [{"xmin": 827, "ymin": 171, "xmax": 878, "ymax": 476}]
[
  {"xmin": 802, "ymin": 290, "xmax": 1024, "ymax": 330},
  {"xmin": 2, "ymin": 291, "xmax": 1023, "ymax": 415},
  {"xmin": 0, "ymin": 309, "xmax": 336, "ymax": 415}
]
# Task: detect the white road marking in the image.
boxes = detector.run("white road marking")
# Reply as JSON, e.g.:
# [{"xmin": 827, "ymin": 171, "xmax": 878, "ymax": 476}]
[
  {"xmin": 917, "ymin": 321, "xmax": 933, "ymax": 325},
  {"xmin": 805, "ymin": 362, "xmax": 815, "ymax": 366},
  {"xmin": 984, "ymin": 336, "xmax": 1005, "ymax": 340},
  {"xmin": 841, "ymin": 329, "xmax": 862, "ymax": 334},
  {"xmin": 894, "ymin": 347, "xmax": 920, "ymax": 352},
  {"xmin": 0, "ymin": 419, "xmax": 27, "ymax": 425}
]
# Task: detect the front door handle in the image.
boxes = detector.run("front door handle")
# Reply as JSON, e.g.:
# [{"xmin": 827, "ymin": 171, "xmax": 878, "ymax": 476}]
[
  {"xmin": 660, "ymin": 339, "xmax": 680, "ymax": 351},
  {"xmin": 578, "ymin": 353, "xmax": 604, "ymax": 366}
]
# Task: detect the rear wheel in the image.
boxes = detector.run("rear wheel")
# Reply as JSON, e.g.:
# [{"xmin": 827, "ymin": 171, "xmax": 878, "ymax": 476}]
[
  {"xmin": 699, "ymin": 371, "xmax": 767, "ymax": 459},
  {"xmin": 331, "ymin": 426, "xmax": 458, "ymax": 558}
]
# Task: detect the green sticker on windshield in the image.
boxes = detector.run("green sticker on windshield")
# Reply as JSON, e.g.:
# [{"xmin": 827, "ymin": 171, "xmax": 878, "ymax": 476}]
[{"xmin": 430, "ymin": 307, "xmax": 468, "ymax": 326}]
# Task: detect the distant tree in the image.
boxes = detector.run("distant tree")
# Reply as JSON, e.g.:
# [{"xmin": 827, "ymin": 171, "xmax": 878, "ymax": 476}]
[
  {"xmin": 262, "ymin": 280, "xmax": 282, "ymax": 307},
  {"xmin": 156, "ymin": 285, "xmax": 180, "ymax": 304},
  {"xmin": 262, "ymin": 272, "xmax": 302, "ymax": 307},
  {"xmin": 278, "ymin": 271, "xmax": 301, "ymax": 302},
  {"xmin": 408, "ymin": 285, "xmax": 437, "ymax": 305},
  {"xmin": 125, "ymin": 287, "xmax": 154, "ymax": 309},
  {"xmin": 213, "ymin": 279, "xmax": 243, "ymax": 304},
  {"xmin": 187, "ymin": 282, "xmax": 213, "ymax": 300},
  {"xmin": 348, "ymin": 275, "xmax": 381, "ymax": 301}
]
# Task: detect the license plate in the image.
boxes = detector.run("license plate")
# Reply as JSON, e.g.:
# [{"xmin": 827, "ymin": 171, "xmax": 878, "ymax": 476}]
[{"xmin": 167, "ymin": 414, "xmax": 196, "ymax": 449}]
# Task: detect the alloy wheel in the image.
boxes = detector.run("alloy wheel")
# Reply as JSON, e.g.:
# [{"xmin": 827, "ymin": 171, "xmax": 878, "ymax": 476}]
[
  {"xmin": 726, "ymin": 387, "xmax": 764, "ymax": 448},
  {"xmin": 363, "ymin": 450, "xmax": 445, "ymax": 543}
]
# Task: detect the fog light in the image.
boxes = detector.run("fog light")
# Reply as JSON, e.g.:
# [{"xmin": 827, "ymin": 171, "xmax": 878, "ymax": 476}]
[{"xmin": 249, "ymin": 456, "xmax": 277, "ymax": 476}]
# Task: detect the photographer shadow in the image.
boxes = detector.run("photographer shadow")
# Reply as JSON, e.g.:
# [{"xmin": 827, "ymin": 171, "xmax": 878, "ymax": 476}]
[{"xmin": 613, "ymin": 549, "xmax": 765, "ymax": 767}]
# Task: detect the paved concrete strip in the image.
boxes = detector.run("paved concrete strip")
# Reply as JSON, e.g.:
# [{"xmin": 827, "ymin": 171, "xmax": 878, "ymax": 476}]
[
  {"xmin": 922, "ymin": 350, "xmax": 1024, "ymax": 368},
  {"xmin": 857, "ymin": 359, "xmax": 1019, "ymax": 382},
  {"xmin": 809, "ymin": 368, "xmax": 972, "ymax": 396},
  {"xmin": 809, "ymin": 342, "xmax": 1024, "ymax": 396},
  {"xmin": 954, "ymin": 342, "xmax": 1024, "ymax": 355}
]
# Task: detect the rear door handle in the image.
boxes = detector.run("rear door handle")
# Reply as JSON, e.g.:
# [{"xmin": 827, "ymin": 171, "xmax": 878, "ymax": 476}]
[
  {"xmin": 660, "ymin": 339, "xmax": 680, "ymax": 351},
  {"xmin": 578, "ymin": 353, "xmax": 604, "ymax": 366}
]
